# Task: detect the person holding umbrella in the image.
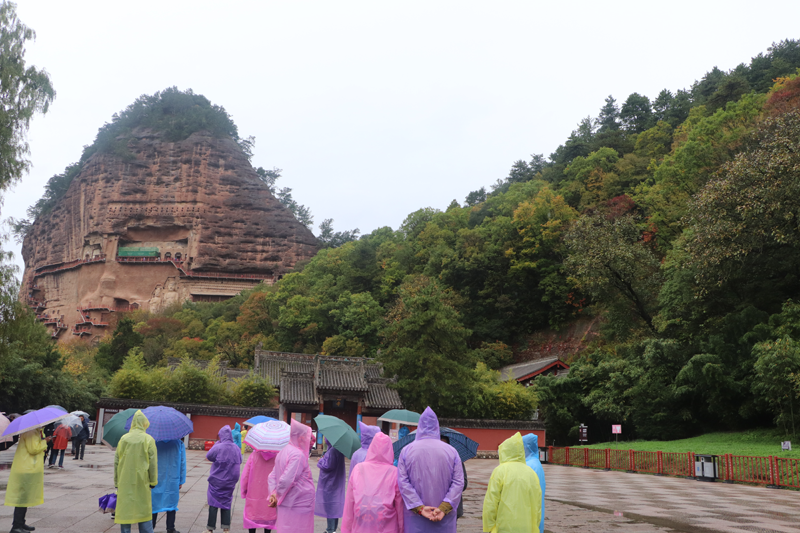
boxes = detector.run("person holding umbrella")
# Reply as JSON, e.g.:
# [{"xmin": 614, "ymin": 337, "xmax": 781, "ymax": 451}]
[
  {"xmin": 72, "ymin": 415, "xmax": 90, "ymax": 460},
  {"xmin": 4, "ymin": 428, "xmax": 51, "ymax": 532},
  {"xmin": 315, "ymin": 438, "xmax": 346, "ymax": 533},
  {"xmin": 206, "ymin": 425, "xmax": 242, "ymax": 533},
  {"xmin": 48, "ymin": 423, "xmax": 72, "ymax": 469},
  {"xmin": 349, "ymin": 422, "xmax": 380, "ymax": 480},
  {"xmin": 267, "ymin": 419, "xmax": 315, "ymax": 533},
  {"xmin": 151, "ymin": 438, "xmax": 186, "ymax": 533},
  {"xmin": 114, "ymin": 410, "xmax": 158, "ymax": 533}
]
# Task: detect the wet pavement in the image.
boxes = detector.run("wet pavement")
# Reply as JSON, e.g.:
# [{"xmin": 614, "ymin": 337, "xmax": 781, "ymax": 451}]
[{"xmin": 1, "ymin": 445, "xmax": 798, "ymax": 532}]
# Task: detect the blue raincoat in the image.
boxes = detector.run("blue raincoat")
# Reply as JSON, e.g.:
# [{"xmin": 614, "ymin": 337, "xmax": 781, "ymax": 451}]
[
  {"xmin": 151, "ymin": 440, "xmax": 187, "ymax": 513},
  {"xmin": 522, "ymin": 433, "xmax": 546, "ymax": 533},
  {"xmin": 397, "ymin": 407, "xmax": 463, "ymax": 533},
  {"xmin": 314, "ymin": 438, "xmax": 346, "ymax": 519},
  {"xmin": 349, "ymin": 422, "xmax": 380, "ymax": 480},
  {"xmin": 232, "ymin": 423, "xmax": 242, "ymax": 450}
]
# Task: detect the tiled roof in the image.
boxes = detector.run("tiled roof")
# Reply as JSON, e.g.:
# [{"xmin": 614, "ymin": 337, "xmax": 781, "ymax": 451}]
[
  {"xmin": 318, "ymin": 363, "xmax": 369, "ymax": 391},
  {"xmin": 280, "ymin": 372, "xmax": 318, "ymax": 405},
  {"xmin": 498, "ymin": 356, "xmax": 567, "ymax": 381},
  {"xmin": 364, "ymin": 378, "xmax": 403, "ymax": 409},
  {"xmin": 365, "ymin": 364, "xmax": 383, "ymax": 379},
  {"xmin": 256, "ymin": 352, "xmax": 316, "ymax": 385}
]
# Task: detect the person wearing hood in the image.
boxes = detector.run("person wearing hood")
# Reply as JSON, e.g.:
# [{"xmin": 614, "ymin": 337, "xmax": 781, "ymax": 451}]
[
  {"xmin": 522, "ymin": 434, "xmax": 546, "ymax": 533},
  {"xmin": 232, "ymin": 423, "xmax": 243, "ymax": 452},
  {"xmin": 151, "ymin": 439, "xmax": 187, "ymax": 533},
  {"xmin": 5, "ymin": 428, "xmax": 50, "ymax": 533},
  {"xmin": 267, "ymin": 419, "xmax": 315, "ymax": 533},
  {"xmin": 114, "ymin": 410, "xmax": 158, "ymax": 533},
  {"xmin": 240, "ymin": 426, "xmax": 249, "ymax": 454},
  {"xmin": 482, "ymin": 432, "xmax": 542, "ymax": 533},
  {"xmin": 349, "ymin": 422, "xmax": 380, "ymax": 480},
  {"xmin": 240, "ymin": 446, "xmax": 278, "ymax": 533},
  {"xmin": 315, "ymin": 438, "xmax": 346, "ymax": 533},
  {"xmin": 206, "ymin": 426, "xmax": 242, "ymax": 533},
  {"xmin": 397, "ymin": 407, "xmax": 463, "ymax": 533},
  {"xmin": 342, "ymin": 432, "xmax": 404, "ymax": 533}
]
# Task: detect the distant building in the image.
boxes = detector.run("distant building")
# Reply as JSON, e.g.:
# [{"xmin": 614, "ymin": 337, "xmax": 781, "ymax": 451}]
[{"xmin": 498, "ymin": 356, "xmax": 570, "ymax": 387}]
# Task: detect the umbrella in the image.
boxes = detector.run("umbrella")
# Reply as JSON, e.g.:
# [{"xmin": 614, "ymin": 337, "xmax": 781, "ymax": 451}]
[
  {"xmin": 101, "ymin": 409, "xmax": 139, "ymax": 448},
  {"xmin": 45, "ymin": 405, "xmax": 68, "ymax": 413},
  {"xmin": 392, "ymin": 427, "xmax": 479, "ymax": 463},
  {"xmin": 124, "ymin": 406, "xmax": 193, "ymax": 441},
  {"xmin": 245, "ymin": 419, "xmax": 291, "ymax": 451},
  {"xmin": 377, "ymin": 409, "xmax": 421, "ymax": 426},
  {"xmin": 314, "ymin": 414, "xmax": 361, "ymax": 458},
  {"xmin": 243, "ymin": 415, "xmax": 275, "ymax": 428},
  {"xmin": 23, "ymin": 409, "xmax": 36, "ymax": 414},
  {"xmin": 1, "ymin": 407, "xmax": 70, "ymax": 438},
  {"xmin": 59, "ymin": 415, "xmax": 84, "ymax": 436},
  {"xmin": 0, "ymin": 414, "xmax": 11, "ymax": 443},
  {"xmin": 70, "ymin": 410, "xmax": 91, "ymax": 420}
]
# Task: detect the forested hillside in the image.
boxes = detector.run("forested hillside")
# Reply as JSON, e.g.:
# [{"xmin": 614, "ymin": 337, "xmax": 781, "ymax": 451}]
[{"xmin": 11, "ymin": 40, "xmax": 800, "ymax": 438}]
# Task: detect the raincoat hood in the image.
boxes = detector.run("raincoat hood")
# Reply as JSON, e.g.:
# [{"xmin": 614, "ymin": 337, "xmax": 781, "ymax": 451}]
[
  {"xmin": 499, "ymin": 432, "xmax": 526, "ymax": 464},
  {"xmin": 358, "ymin": 422, "xmax": 380, "ymax": 449},
  {"xmin": 414, "ymin": 407, "xmax": 440, "ymax": 441},
  {"xmin": 235, "ymin": 423, "xmax": 241, "ymax": 431},
  {"xmin": 289, "ymin": 418, "xmax": 312, "ymax": 451},
  {"xmin": 522, "ymin": 433, "xmax": 539, "ymax": 457},
  {"xmin": 218, "ymin": 425, "xmax": 233, "ymax": 443},
  {"xmin": 131, "ymin": 410, "xmax": 150, "ymax": 432},
  {"xmin": 365, "ymin": 432, "xmax": 394, "ymax": 465}
]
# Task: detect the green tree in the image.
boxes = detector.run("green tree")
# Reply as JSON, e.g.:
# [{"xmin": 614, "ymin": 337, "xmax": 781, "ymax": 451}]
[
  {"xmin": 752, "ymin": 337, "xmax": 800, "ymax": 436},
  {"xmin": 231, "ymin": 374, "xmax": 276, "ymax": 407},
  {"xmin": 95, "ymin": 317, "xmax": 144, "ymax": 372},
  {"xmin": 620, "ymin": 92, "xmax": 653, "ymax": 133},
  {"xmin": 317, "ymin": 218, "xmax": 360, "ymax": 248}
]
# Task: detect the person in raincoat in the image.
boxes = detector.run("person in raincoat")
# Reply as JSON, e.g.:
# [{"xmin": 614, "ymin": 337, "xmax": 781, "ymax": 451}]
[
  {"xmin": 522, "ymin": 434, "xmax": 546, "ymax": 533},
  {"xmin": 114, "ymin": 410, "xmax": 158, "ymax": 533},
  {"xmin": 267, "ymin": 419, "xmax": 315, "ymax": 533},
  {"xmin": 349, "ymin": 422, "xmax": 380, "ymax": 480},
  {"xmin": 206, "ymin": 425, "xmax": 242, "ymax": 533},
  {"xmin": 48, "ymin": 423, "xmax": 72, "ymax": 469},
  {"xmin": 342, "ymin": 431, "xmax": 404, "ymax": 533},
  {"xmin": 151, "ymin": 439, "xmax": 187, "ymax": 533},
  {"xmin": 231, "ymin": 423, "xmax": 243, "ymax": 452},
  {"xmin": 397, "ymin": 407, "xmax": 464, "ymax": 532},
  {"xmin": 240, "ymin": 427, "xmax": 249, "ymax": 454},
  {"xmin": 315, "ymin": 438, "xmax": 346, "ymax": 533},
  {"xmin": 398, "ymin": 425, "xmax": 410, "ymax": 440},
  {"xmin": 240, "ymin": 447, "xmax": 278, "ymax": 533},
  {"xmin": 482, "ymin": 432, "xmax": 542, "ymax": 533},
  {"xmin": 4, "ymin": 428, "xmax": 50, "ymax": 533}
]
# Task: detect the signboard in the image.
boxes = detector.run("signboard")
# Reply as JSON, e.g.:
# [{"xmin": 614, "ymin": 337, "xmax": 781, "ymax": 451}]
[
  {"xmin": 389, "ymin": 429, "xmax": 399, "ymax": 442},
  {"xmin": 782, "ymin": 441, "xmax": 792, "ymax": 451},
  {"xmin": 578, "ymin": 425, "xmax": 588, "ymax": 442},
  {"xmin": 87, "ymin": 421, "xmax": 96, "ymax": 440},
  {"xmin": 612, "ymin": 425, "xmax": 622, "ymax": 434}
]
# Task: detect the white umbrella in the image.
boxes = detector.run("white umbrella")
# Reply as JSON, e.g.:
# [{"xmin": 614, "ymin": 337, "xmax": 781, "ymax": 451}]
[
  {"xmin": 244, "ymin": 420, "xmax": 291, "ymax": 452},
  {"xmin": 0, "ymin": 414, "xmax": 11, "ymax": 443},
  {"xmin": 70, "ymin": 410, "xmax": 91, "ymax": 420},
  {"xmin": 59, "ymin": 414, "xmax": 83, "ymax": 436}
]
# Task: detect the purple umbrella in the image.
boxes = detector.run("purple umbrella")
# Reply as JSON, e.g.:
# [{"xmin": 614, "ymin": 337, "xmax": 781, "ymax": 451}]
[
  {"xmin": 1, "ymin": 407, "xmax": 70, "ymax": 438},
  {"xmin": 124, "ymin": 406, "xmax": 193, "ymax": 441}
]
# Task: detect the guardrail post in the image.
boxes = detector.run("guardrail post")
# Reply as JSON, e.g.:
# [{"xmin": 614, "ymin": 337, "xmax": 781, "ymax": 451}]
[
  {"xmin": 604, "ymin": 448, "xmax": 611, "ymax": 471},
  {"xmin": 723, "ymin": 454, "xmax": 733, "ymax": 484},
  {"xmin": 657, "ymin": 450, "xmax": 663, "ymax": 476},
  {"xmin": 584, "ymin": 447, "xmax": 589, "ymax": 468},
  {"xmin": 686, "ymin": 452, "xmax": 694, "ymax": 479},
  {"xmin": 565, "ymin": 447, "xmax": 570, "ymax": 466},
  {"xmin": 628, "ymin": 449, "xmax": 635, "ymax": 473},
  {"xmin": 768, "ymin": 455, "xmax": 779, "ymax": 489}
]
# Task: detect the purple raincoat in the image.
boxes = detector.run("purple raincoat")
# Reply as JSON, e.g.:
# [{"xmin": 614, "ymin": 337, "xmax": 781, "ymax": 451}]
[
  {"xmin": 268, "ymin": 419, "xmax": 316, "ymax": 533},
  {"xmin": 397, "ymin": 407, "xmax": 463, "ymax": 533},
  {"xmin": 206, "ymin": 425, "xmax": 242, "ymax": 509},
  {"xmin": 314, "ymin": 438, "xmax": 346, "ymax": 518},
  {"xmin": 349, "ymin": 422, "xmax": 380, "ymax": 479}
]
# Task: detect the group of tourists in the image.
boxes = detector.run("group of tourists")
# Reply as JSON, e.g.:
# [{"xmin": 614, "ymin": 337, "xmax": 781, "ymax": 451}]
[{"xmin": 3, "ymin": 406, "xmax": 547, "ymax": 533}]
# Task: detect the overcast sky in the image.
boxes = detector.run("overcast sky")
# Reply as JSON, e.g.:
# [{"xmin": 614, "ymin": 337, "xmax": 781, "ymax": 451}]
[{"xmin": 5, "ymin": 0, "xmax": 800, "ymax": 274}]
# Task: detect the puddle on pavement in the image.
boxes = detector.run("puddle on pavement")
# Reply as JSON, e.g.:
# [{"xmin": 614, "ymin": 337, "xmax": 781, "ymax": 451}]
[
  {"xmin": 0, "ymin": 463, "xmax": 11, "ymax": 471},
  {"xmin": 78, "ymin": 464, "xmax": 106, "ymax": 469},
  {"xmin": 552, "ymin": 499, "xmax": 715, "ymax": 533}
]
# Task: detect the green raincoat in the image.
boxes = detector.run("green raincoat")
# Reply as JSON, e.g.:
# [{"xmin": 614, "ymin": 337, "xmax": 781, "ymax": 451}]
[
  {"xmin": 114, "ymin": 410, "xmax": 158, "ymax": 524},
  {"xmin": 4, "ymin": 429, "xmax": 48, "ymax": 508},
  {"xmin": 482, "ymin": 432, "xmax": 542, "ymax": 533}
]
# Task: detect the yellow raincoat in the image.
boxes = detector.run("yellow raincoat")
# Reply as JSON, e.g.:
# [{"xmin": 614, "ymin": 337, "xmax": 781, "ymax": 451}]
[
  {"xmin": 4, "ymin": 429, "xmax": 48, "ymax": 508},
  {"xmin": 114, "ymin": 410, "xmax": 158, "ymax": 524},
  {"xmin": 482, "ymin": 432, "xmax": 542, "ymax": 533}
]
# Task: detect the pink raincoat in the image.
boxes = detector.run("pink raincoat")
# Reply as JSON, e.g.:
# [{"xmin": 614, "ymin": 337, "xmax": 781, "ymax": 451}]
[
  {"xmin": 397, "ymin": 407, "xmax": 463, "ymax": 533},
  {"xmin": 241, "ymin": 450, "xmax": 278, "ymax": 530},
  {"xmin": 349, "ymin": 422, "xmax": 381, "ymax": 479},
  {"xmin": 342, "ymin": 432, "xmax": 404, "ymax": 533},
  {"xmin": 268, "ymin": 419, "xmax": 316, "ymax": 533}
]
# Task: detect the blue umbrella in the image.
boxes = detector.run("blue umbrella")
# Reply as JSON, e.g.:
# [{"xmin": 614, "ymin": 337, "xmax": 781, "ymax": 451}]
[
  {"xmin": 244, "ymin": 415, "xmax": 275, "ymax": 427},
  {"xmin": 45, "ymin": 405, "xmax": 68, "ymax": 413},
  {"xmin": 392, "ymin": 427, "xmax": 479, "ymax": 463},
  {"xmin": 124, "ymin": 406, "xmax": 193, "ymax": 441},
  {"xmin": 2, "ymin": 407, "xmax": 70, "ymax": 438}
]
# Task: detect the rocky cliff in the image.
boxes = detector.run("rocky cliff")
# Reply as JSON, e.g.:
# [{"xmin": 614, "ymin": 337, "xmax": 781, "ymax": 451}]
[{"xmin": 21, "ymin": 128, "xmax": 319, "ymax": 341}]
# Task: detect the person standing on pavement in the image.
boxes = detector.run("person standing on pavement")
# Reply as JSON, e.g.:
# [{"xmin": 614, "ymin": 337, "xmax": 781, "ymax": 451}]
[
  {"xmin": 206, "ymin": 425, "xmax": 242, "ymax": 533},
  {"xmin": 240, "ymin": 448, "xmax": 278, "ymax": 533},
  {"xmin": 397, "ymin": 407, "xmax": 464, "ymax": 532},
  {"xmin": 267, "ymin": 419, "xmax": 315, "ymax": 533},
  {"xmin": 315, "ymin": 438, "xmax": 346, "ymax": 533},
  {"xmin": 4, "ymin": 427, "xmax": 51, "ymax": 533},
  {"xmin": 42, "ymin": 423, "xmax": 55, "ymax": 464},
  {"xmin": 72, "ymin": 415, "xmax": 90, "ymax": 460},
  {"xmin": 349, "ymin": 422, "xmax": 380, "ymax": 480},
  {"xmin": 522, "ymin": 433, "xmax": 546, "ymax": 533},
  {"xmin": 231, "ymin": 423, "xmax": 243, "ymax": 453},
  {"xmin": 482, "ymin": 432, "xmax": 542, "ymax": 533},
  {"xmin": 48, "ymin": 423, "xmax": 72, "ymax": 469},
  {"xmin": 114, "ymin": 410, "xmax": 158, "ymax": 533},
  {"xmin": 151, "ymin": 439, "xmax": 186, "ymax": 533},
  {"xmin": 440, "ymin": 436, "xmax": 468, "ymax": 520},
  {"xmin": 342, "ymin": 432, "xmax": 404, "ymax": 533}
]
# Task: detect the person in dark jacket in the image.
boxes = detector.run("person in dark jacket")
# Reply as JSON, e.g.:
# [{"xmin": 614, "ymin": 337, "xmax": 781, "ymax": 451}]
[
  {"xmin": 42, "ymin": 423, "xmax": 55, "ymax": 464},
  {"xmin": 73, "ymin": 416, "xmax": 90, "ymax": 460},
  {"xmin": 441, "ymin": 436, "xmax": 468, "ymax": 519}
]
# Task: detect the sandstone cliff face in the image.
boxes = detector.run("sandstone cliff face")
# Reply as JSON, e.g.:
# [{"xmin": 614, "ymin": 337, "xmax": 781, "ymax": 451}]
[{"xmin": 21, "ymin": 129, "xmax": 319, "ymax": 341}]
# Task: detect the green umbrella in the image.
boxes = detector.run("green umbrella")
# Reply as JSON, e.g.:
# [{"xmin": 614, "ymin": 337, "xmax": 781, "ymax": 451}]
[
  {"xmin": 377, "ymin": 409, "xmax": 420, "ymax": 426},
  {"xmin": 101, "ymin": 408, "xmax": 139, "ymax": 449},
  {"xmin": 314, "ymin": 414, "xmax": 361, "ymax": 458}
]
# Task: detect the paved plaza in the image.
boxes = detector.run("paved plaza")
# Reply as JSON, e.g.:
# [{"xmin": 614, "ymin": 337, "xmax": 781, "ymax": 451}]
[{"xmin": 2, "ymin": 444, "xmax": 800, "ymax": 532}]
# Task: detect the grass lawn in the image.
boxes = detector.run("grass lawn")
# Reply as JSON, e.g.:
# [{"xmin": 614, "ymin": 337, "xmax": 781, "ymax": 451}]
[{"xmin": 576, "ymin": 428, "xmax": 800, "ymax": 459}]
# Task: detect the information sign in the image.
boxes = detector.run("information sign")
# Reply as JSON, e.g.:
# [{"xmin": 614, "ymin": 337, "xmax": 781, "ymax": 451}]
[{"xmin": 612, "ymin": 425, "xmax": 622, "ymax": 434}]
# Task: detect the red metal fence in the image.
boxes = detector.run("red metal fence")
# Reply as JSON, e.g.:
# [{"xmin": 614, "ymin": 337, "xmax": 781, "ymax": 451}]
[{"xmin": 548, "ymin": 446, "xmax": 800, "ymax": 488}]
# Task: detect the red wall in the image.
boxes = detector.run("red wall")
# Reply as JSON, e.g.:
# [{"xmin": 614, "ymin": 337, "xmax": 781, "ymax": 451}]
[
  {"xmin": 440, "ymin": 427, "xmax": 545, "ymax": 451},
  {"xmin": 189, "ymin": 415, "xmax": 251, "ymax": 440}
]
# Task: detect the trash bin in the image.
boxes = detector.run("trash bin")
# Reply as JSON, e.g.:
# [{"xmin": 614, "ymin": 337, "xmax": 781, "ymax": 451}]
[
  {"xmin": 204, "ymin": 440, "xmax": 214, "ymax": 451},
  {"xmin": 694, "ymin": 454, "xmax": 718, "ymax": 482},
  {"xmin": 539, "ymin": 448, "xmax": 548, "ymax": 464}
]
